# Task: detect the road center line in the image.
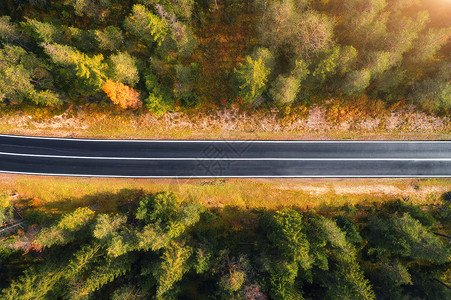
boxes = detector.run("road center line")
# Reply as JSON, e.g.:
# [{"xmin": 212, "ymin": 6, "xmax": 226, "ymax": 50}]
[{"xmin": 0, "ymin": 152, "xmax": 450, "ymax": 161}]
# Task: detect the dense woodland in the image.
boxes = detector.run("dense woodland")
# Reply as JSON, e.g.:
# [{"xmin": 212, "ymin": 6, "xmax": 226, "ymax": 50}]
[
  {"xmin": 0, "ymin": 191, "xmax": 450, "ymax": 299},
  {"xmin": 0, "ymin": 0, "xmax": 450, "ymax": 113}
]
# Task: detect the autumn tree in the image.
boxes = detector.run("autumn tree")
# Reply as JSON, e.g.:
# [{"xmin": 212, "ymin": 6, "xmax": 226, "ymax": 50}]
[{"xmin": 102, "ymin": 80, "xmax": 142, "ymax": 109}]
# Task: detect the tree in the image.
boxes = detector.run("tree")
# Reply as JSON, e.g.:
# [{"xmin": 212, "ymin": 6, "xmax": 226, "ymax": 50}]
[
  {"xmin": 136, "ymin": 192, "xmax": 178, "ymax": 224},
  {"xmin": 43, "ymin": 43, "xmax": 107, "ymax": 94},
  {"xmin": 367, "ymin": 213, "xmax": 450, "ymax": 263},
  {"xmin": 409, "ymin": 63, "xmax": 451, "ymax": 110},
  {"xmin": 0, "ymin": 16, "xmax": 21, "ymax": 43},
  {"xmin": 65, "ymin": 0, "xmax": 111, "ymax": 20},
  {"xmin": 265, "ymin": 260, "xmax": 304, "ymax": 300},
  {"xmin": 107, "ymin": 52, "xmax": 139, "ymax": 87},
  {"xmin": 153, "ymin": 242, "xmax": 192, "ymax": 299},
  {"xmin": 341, "ymin": 69, "xmax": 372, "ymax": 95},
  {"xmin": 94, "ymin": 26, "xmax": 124, "ymax": 52},
  {"xmin": 124, "ymin": 4, "xmax": 168, "ymax": 47},
  {"xmin": 260, "ymin": 1, "xmax": 334, "ymax": 60},
  {"xmin": 409, "ymin": 27, "xmax": 451, "ymax": 63},
  {"xmin": 21, "ymin": 18, "xmax": 64, "ymax": 44},
  {"xmin": 325, "ymin": 262, "xmax": 376, "ymax": 300},
  {"xmin": 144, "ymin": 72, "xmax": 173, "ymax": 113},
  {"xmin": 33, "ymin": 207, "xmax": 95, "ymax": 249},
  {"xmin": 0, "ymin": 45, "xmax": 59, "ymax": 105},
  {"xmin": 234, "ymin": 48, "xmax": 274, "ymax": 103},
  {"xmin": 334, "ymin": 215, "xmax": 362, "ymax": 245},
  {"xmin": 261, "ymin": 209, "xmax": 312, "ymax": 269},
  {"xmin": 102, "ymin": 80, "xmax": 142, "ymax": 109},
  {"xmin": 0, "ymin": 192, "xmax": 13, "ymax": 226},
  {"xmin": 69, "ymin": 255, "xmax": 134, "ymax": 299}
]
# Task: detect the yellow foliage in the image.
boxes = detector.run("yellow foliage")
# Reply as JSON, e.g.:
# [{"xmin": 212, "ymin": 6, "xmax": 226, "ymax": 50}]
[{"xmin": 102, "ymin": 80, "xmax": 142, "ymax": 110}]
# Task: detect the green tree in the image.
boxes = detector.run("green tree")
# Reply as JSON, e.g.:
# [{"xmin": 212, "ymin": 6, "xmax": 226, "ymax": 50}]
[
  {"xmin": 325, "ymin": 262, "xmax": 376, "ymax": 300},
  {"xmin": 341, "ymin": 69, "xmax": 372, "ymax": 95},
  {"xmin": 334, "ymin": 215, "xmax": 362, "ymax": 245},
  {"xmin": 269, "ymin": 58, "xmax": 310, "ymax": 104},
  {"xmin": 0, "ymin": 192, "xmax": 13, "ymax": 225},
  {"xmin": 260, "ymin": 1, "xmax": 333, "ymax": 59},
  {"xmin": 367, "ymin": 213, "xmax": 450, "ymax": 263},
  {"xmin": 94, "ymin": 26, "xmax": 124, "ymax": 52},
  {"xmin": 0, "ymin": 45, "xmax": 59, "ymax": 105},
  {"xmin": 144, "ymin": 71, "xmax": 173, "ymax": 113},
  {"xmin": 265, "ymin": 260, "xmax": 304, "ymax": 300},
  {"xmin": 65, "ymin": 0, "xmax": 111, "ymax": 20},
  {"xmin": 153, "ymin": 242, "xmax": 192, "ymax": 299},
  {"xmin": 69, "ymin": 254, "xmax": 134, "ymax": 299},
  {"xmin": 124, "ymin": 4, "xmax": 168, "ymax": 47},
  {"xmin": 33, "ymin": 207, "xmax": 95, "ymax": 249},
  {"xmin": 234, "ymin": 48, "xmax": 274, "ymax": 103},
  {"xmin": 107, "ymin": 52, "xmax": 139, "ymax": 87},
  {"xmin": 43, "ymin": 43, "xmax": 107, "ymax": 94},
  {"xmin": 261, "ymin": 209, "xmax": 312, "ymax": 269},
  {"xmin": 21, "ymin": 18, "xmax": 64, "ymax": 44}
]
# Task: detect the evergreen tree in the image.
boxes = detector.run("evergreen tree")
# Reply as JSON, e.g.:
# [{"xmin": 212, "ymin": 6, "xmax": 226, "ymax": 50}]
[
  {"xmin": 33, "ymin": 207, "xmax": 95, "ymax": 249},
  {"xmin": 124, "ymin": 4, "xmax": 168, "ymax": 47},
  {"xmin": 367, "ymin": 213, "xmax": 450, "ymax": 263},
  {"xmin": 261, "ymin": 209, "xmax": 312, "ymax": 269},
  {"xmin": 94, "ymin": 26, "xmax": 124, "ymax": 52}
]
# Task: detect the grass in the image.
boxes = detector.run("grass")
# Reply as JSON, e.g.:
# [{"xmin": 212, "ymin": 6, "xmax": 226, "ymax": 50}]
[{"xmin": 1, "ymin": 174, "xmax": 449, "ymax": 217}]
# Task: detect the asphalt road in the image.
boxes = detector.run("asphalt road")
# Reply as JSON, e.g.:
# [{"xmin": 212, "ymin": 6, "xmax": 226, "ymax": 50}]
[{"xmin": 0, "ymin": 134, "xmax": 450, "ymax": 178}]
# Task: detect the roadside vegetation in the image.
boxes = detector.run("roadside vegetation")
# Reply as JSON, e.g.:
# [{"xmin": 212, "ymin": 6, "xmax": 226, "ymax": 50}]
[
  {"xmin": 1, "ymin": 175, "xmax": 450, "ymax": 214},
  {"xmin": 0, "ymin": 0, "xmax": 450, "ymax": 139},
  {"xmin": 0, "ymin": 189, "xmax": 450, "ymax": 299}
]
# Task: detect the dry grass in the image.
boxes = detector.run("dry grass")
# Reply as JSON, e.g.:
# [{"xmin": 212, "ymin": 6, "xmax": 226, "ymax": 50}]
[
  {"xmin": 1, "ymin": 174, "xmax": 449, "ymax": 217},
  {"xmin": 0, "ymin": 99, "xmax": 449, "ymax": 140}
]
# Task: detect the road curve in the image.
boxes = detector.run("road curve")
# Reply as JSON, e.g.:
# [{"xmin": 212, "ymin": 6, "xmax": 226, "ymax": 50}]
[{"xmin": 0, "ymin": 134, "xmax": 450, "ymax": 178}]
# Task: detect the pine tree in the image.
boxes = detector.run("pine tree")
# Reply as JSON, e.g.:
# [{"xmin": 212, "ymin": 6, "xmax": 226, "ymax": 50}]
[
  {"xmin": 33, "ymin": 207, "xmax": 95, "ymax": 249},
  {"xmin": 124, "ymin": 4, "xmax": 168, "ymax": 47},
  {"xmin": 153, "ymin": 242, "xmax": 192, "ymax": 299},
  {"xmin": 261, "ymin": 209, "xmax": 312, "ymax": 269},
  {"xmin": 367, "ymin": 213, "xmax": 450, "ymax": 263},
  {"xmin": 94, "ymin": 26, "xmax": 124, "ymax": 52}
]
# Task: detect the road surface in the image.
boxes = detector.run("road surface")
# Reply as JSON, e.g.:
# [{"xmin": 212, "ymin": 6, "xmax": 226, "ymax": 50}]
[{"xmin": 0, "ymin": 134, "xmax": 450, "ymax": 178}]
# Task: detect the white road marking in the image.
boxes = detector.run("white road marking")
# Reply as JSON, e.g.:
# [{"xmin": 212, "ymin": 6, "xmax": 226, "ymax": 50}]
[
  {"xmin": 0, "ymin": 134, "xmax": 450, "ymax": 143},
  {"xmin": 0, "ymin": 151, "xmax": 450, "ymax": 161},
  {"xmin": 0, "ymin": 170, "xmax": 449, "ymax": 178}
]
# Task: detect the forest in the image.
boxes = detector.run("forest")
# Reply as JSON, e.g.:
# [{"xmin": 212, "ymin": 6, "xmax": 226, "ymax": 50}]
[
  {"xmin": 0, "ymin": 0, "xmax": 450, "ymax": 114},
  {"xmin": 0, "ymin": 190, "xmax": 450, "ymax": 299}
]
